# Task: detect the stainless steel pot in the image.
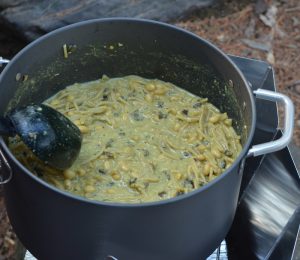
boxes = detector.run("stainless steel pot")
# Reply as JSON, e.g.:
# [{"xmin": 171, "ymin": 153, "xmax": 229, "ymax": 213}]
[{"xmin": 0, "ymin": 19, "xmax": 294, "ymax": 260}]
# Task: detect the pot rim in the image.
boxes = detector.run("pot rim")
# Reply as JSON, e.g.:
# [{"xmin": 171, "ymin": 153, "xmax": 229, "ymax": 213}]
[{"xmin": 0, "ymin": 17, "xmax": 256, "ymax": 208}]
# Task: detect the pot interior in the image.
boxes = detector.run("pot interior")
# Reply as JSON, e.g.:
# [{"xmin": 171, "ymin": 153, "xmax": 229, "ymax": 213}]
[{"xmin": 0, "ymin": 19, "xmax": 253, "ymax": 146}]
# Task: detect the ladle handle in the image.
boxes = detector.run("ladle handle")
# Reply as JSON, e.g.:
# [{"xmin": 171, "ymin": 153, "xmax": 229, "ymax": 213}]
[{"xmin": 247, "ymin": 89, "xmax": 294, "ymax": 157}]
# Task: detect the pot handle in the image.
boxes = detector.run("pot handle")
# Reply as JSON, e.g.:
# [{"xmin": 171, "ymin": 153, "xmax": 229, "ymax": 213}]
[
  {"xmin": 0, "ymin": 57, "xmax": 10, "ymax": 66},
  {"xmin": 0, "ymin": 57, "xmax": 12, "ymax": 184},
  {"xmin": 0, "ymin": 149, "xmax": 12, "ymax": 184},
  {"xmin": 247, "ymin": 88, "xmax": 294, "ymax": 157}
]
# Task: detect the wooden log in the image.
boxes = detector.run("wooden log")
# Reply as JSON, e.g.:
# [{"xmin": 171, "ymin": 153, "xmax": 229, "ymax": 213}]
[{"xmin": 0, "ymin": 0, "xmax": 215, "ymax": 41}]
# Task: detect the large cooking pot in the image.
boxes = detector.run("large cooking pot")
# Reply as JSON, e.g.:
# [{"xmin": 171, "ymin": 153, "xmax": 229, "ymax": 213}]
[{"xmin": 0, "ymin": 18, "xmax": 294, "ymax": 260}]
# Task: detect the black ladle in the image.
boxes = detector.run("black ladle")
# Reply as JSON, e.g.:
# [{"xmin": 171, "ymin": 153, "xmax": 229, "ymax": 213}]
[{"xmin": 0, "ymin": 104, "xmax": 82, "ymax": 170}]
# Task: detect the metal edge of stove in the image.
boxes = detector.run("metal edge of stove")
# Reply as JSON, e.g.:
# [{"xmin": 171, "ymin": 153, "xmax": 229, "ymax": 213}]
[
  {"xmin": 292, "ymin": 224, "xmax": 300, "ymax": 260},
  {"xmin": 226, "ymin": 132, "xmax": 300, "ymax": 260},
  {"xmin": 24, "ymin": 56, "xmax": 298, "ymax": 260},
  {"xmin": 225, "ymin": 55, "xmax": 300, "ymax": 260},
  {"xmin": 266, "ymin": 206, "xmax": 300, "ymax": 259}
]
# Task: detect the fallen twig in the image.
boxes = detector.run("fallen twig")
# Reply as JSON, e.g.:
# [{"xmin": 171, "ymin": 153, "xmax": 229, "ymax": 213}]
[
  {"xmin": 286, "ymin": 6, "xmax": 300, "ymax": 12},
  {"xmin": 241, "ymin": 39, "xmax": 271, "ymax": 52}
]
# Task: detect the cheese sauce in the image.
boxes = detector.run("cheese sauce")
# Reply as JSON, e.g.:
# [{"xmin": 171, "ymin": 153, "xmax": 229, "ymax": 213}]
[{"xmin": 9, "ymin": 75, "xmax": 242, "ymax": 203}]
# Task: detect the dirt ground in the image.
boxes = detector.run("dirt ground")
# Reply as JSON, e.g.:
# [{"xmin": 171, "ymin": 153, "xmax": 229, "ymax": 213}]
[{"xmin": 0, "ymin": 0, "xmax": 299, "ymax": 259}]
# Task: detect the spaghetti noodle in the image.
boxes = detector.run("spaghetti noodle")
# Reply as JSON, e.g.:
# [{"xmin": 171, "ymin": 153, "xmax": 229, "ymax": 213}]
[{"xmin": 9, "ymin": 75, "xmax": 242, "ymax": 203}]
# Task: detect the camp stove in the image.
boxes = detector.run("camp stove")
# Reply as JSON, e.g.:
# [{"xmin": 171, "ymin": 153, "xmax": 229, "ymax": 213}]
[{"xmin": 24, "ymin": 56, "xmax": 300, "ymax": 260}]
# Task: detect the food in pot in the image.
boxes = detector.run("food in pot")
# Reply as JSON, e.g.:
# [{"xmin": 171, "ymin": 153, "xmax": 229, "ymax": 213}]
[{"xmin": 9, "ymin": 75, "xmax": 242, "ymax": 203}]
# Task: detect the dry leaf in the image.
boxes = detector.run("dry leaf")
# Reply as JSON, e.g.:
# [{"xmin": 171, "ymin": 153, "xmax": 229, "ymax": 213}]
[
  {"xmin": 267, "ymin": 51, "xmax": 275, "ymax": 64},
  {"xmin": 259, "ymin": 5, "xmax": 277, "ymax": 27},
  {"xmin": 242, "ymin": 39, "xmax": 271, "ymax": 51}
]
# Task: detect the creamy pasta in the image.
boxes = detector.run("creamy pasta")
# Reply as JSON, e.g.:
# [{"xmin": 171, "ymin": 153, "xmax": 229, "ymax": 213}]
[{"xmin": 9, "ymin": 75, "xmax": 242, "ymax": 203}]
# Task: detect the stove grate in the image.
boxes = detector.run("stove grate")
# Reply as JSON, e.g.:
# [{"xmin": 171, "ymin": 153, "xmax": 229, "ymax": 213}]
[
  {"xmin": 25, "ymin": 241, "xmax": 228, "ymax": 260},
  {"xmin": 207, "ymin": 241, "xmax": 228, "ymax": 260}
]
